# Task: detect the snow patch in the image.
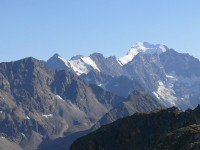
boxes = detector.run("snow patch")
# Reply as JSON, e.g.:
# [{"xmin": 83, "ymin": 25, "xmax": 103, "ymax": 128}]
[
  {"xmin": 55, "ymin": 95, "xmax": 64, "ymax": 101},
  {"xmin": 166, "ymin": 74, "xmax": 178, "ymax": 81},
  {"xmin": 152, "ymin": 92, "xmax": 160, "ymax": 99},
  {"xmin": 81, "ymin": 57, "xmax": 100, "ymax": 71},
  {"xmin": 96, "ymin": 82, "xmax": 108, "ymax": 89},
  {"xmin": 1, "ymin": 137, "xmax": 5, "ymax": 139},
  {"xmin": 156, "ymin": 81, "xmax": 177, "ymax": 106},
  {"xmin": 26, "ymin": 116, "xmax": 30, "ymax": 120},
  {"xmin": 42, "ymin": 114, "xmax": 53, "ymax": 118},
  {"xmin": 166, "ymin": 74, "xmax": 177, "ymax": 80},
  {"xmin": 98, "ymin": 83, "xmax": 102, "ymax": 87}
]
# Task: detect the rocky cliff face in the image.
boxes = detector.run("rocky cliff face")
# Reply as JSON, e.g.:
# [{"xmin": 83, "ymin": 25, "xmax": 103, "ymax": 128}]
[
  {"xmin": 71, "ymin": 105, "xmax": 200, "ymax": 150},
  {"xmin": 93, "ymin": 90, "xmax": 165, "ymax": 129},
  {"xmin": 160, "ymin": 49, "xmax": 200, "ymax": 78},
  {"xmin": 0, "ymin": 57, "xmax": 123, "ymax": 149},
  {"xmin": 124, "ymin": 53, "xmax": 167, "ymax": 91},
  {"xmin": 38, "ymin": 90, "xmax": 165, "ymax": 150},
  {"xmin": 89, "ymin": 53, "xmax": 125, "ymax": 77}
]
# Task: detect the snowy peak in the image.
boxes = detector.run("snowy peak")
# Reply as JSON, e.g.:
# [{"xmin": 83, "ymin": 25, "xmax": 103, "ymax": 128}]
[
  {"xmin": 47, "ymin": 54, "xmax": 100, "ymax": 76},
  {"xmin": 119, "ymin": 42, "xmax": 169, "ymax": 65},
  {"xmin": 68, "ymin": 55, "xmax": 100, "ymax": 75},
  {"xmin": 47, "ymin": 42, "xmax": 170, "ymax": 75}
]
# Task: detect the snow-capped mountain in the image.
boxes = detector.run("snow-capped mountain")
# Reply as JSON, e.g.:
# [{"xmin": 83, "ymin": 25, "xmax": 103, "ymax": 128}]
[
  {"xmin": 47, "ymin": 54, "xmax": 100, "ymax": 75},
  {"xmin": 47, "ymin": 42, "xmax": 170, "ymax": 77},
  {"xmin": 122, "ymin": 51, "xmax": 200, "ymax": 109},
  {"xmin": 119, "ymin": 42, "xmax": 169, "ymax": 65},
  {"xmin": 69, "ymin": 55, "xmax": 100, "ymax": 75},
  {"xmin": 47, "ymin": 53, "xmax": 124, "ymax": 77},
  {"xmin": 47, "ymin": 42, "xmax": 169, "ymax": 75},
  {"xmin": 46, "ymin": 42, "xmax": 200, "ymax": 110}
]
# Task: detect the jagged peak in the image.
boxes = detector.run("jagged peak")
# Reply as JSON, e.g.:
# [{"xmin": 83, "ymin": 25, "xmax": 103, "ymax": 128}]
[
  {"xmin": 90, "ymin": 52, "xmax": 105, "ymax": 59},
  {"xmin": 47, "ymin": 53, "xmax": 65, "ymax": 62}
]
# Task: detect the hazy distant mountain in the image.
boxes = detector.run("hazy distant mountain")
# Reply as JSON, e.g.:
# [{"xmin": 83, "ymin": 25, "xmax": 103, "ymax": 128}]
[
  {"xmin": 47, "ymin": 42, "xmax": 200, "ymax": 110},
  {"xmin": 71, "ymin": 105, "xmax": 200, "ymax": 150}
]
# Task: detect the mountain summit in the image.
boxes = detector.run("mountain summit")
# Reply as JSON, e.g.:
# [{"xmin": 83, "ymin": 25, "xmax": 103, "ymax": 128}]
[
  {"xmin": 119, "ymin": 42, "xmax": 169, "ymax": 65},
  {"xmin": 47, "ymin": 53, "xmax": 100, "ymax": 75}
]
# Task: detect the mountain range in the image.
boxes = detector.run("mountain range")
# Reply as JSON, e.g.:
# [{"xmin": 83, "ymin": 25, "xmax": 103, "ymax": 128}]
[
  {"xmin": 47, "ymin": 42, "xmax": 200, "ymax": 109},
  {"xmin": 0, "ymin": 42, "xmax": 200, "ymax": 149}
]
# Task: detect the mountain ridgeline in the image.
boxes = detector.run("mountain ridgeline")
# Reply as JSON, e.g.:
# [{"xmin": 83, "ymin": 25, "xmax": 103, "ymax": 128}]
[
  {"xmin": 70, "ymin": 105, "xmax": 200, "ymax": 150},
  {"xmin": 47, "ymin": 42, "xmax": 200, "ymax": 110}
]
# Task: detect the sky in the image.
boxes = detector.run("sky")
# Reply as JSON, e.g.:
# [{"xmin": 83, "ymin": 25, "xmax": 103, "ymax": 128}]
[{"xmin": 0, "ymin": 0, "xmax": 200, "ymax": 62}]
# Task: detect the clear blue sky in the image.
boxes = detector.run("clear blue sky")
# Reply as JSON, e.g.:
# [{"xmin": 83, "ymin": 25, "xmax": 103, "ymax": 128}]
[{"xmin": 0, "ymin": 0, "xmax": 200, "ymax": 62}]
